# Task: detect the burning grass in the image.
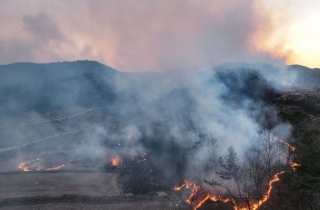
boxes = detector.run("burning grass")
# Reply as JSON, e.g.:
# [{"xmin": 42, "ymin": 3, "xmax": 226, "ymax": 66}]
[
  {"xmin": 18, "ymin": 158, "xmax": 65, "ymax": 172},
  {"xmin": 173, "ymin": 171, "xmax": 289, "ymax": 210},
  {"xmin": 172, "ymin": 139, "xmax": 300, "ymax": 210}
]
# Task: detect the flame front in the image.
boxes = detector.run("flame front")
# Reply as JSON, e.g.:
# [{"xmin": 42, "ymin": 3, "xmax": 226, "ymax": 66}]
[
  {"xmin": 45, "ymin": 164, "xmax": 65, "ymax": 171},
  {"xmin": 19, "ymin": 158, "xmax": 65, "ymax": 171},
  {"xmin": 18, "ymin": 158, "xmax": 40, "ymax": 171},
  {"xmin": 174, "ymin": 180, "xmax": 231, "ymax": 210},
  {"xmin": 290, "ymin": 162, "xmax": 301, "ymax": 171},
  {"xmin": 173, "ymin": 138, "xmax": 300, "ymax": 210},
  {"xmin": 111, "ymin": 158, "xmax": 119, "ymax": 167},
  {"xmin": 174, "ymin": 171, "xmax": 287, "ymax": 210},
  {"xmin": 234, "ymin": 171, "xmax": 285, "ymax": 210},
  {"xmin": 273, "ymin": 137, "xmax": 296, "ymax": 151}
]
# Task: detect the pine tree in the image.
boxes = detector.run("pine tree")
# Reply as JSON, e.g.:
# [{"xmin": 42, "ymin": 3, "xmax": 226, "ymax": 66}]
[
  {"xmin": 216, "ymin": 146, "xmax": 241, "ymax": 180},
  {"xmin": 204, "ymin": 146, "xmax": 242, "ymax": 198}
]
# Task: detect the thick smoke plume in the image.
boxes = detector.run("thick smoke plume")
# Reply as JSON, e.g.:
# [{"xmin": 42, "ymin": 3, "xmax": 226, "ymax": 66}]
[
  {"xmin": 0, "ymin": 0, "xmax": 293, "ymax": 71},
  {"xmin": 0, "ymin": 60, "xmax": 300, "ymax": 197}
]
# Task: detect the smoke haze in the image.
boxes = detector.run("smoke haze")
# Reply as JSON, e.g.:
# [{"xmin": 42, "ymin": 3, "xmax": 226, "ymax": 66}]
[
  {"xmin": 1, "ymin": 1, "xmax": 320, "ymax": 206},
  {"xmin": 0, "ymin": 61, "xmax": 300, "ymax": 188},
  {"xmin": 0, "ymin": 0, "xmax": 297, "ymax": 71}
]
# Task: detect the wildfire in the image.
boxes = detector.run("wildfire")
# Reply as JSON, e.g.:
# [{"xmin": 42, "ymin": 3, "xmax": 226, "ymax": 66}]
[
  {"xmin": 173, "ymin": 183, "xmax": 185, "ymax": 191},
  {"xmin": 273, "ymin": 137, "xmax": 296, "ymax": 151},
  {"xmin": 290, "ymin": 162, "xmax": 301, "ymax": 171},
  {"xmin": 234, "ymin": 171, "xmax": 285, "ymax": 210},
  {"xmin": 194, "ymin": 195, "xmax": 231, "ymax": 210},
  {"xmin": 194, "ymin": 195, "xmax": 210, "ymax": 209},
  {"xmin": 45, "ymin": 164, "xmax": 65, "ymax": 171},
  {"xmin": 173, "ymin": 180, "xmax": 231, "ymax": 210},
  {"xmin": 173, "ymin": 137, "xmax": 300, "ymax": 210},
  {"xmin": 111, "ymin": 158, "xmax": 119, "ymax": 167},
  {"xmin": 18, "ymin": 158, "xmax": 65, "ymax": 171},
  {"xmin": 18, "ymin": 158, "xmax": 40, "ymax": 171},
  {"xmin": 174, "ymin": 171, "xmax": 290, "ymax": 210}
]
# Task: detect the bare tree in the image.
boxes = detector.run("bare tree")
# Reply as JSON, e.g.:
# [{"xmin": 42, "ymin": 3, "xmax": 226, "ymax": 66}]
[
  {"xmin": 259, "ymin": 129, "xmax": 280, "ymax": 182},
  {"xmin": 245, "ymin": 145, "xmax": 266, "ymax": 196}
]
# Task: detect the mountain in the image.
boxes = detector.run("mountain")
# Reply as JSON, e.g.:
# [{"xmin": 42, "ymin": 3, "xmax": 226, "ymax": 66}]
[
  {"xmin": 1, "ymin": 60, "xmax": 318, "ymax": 116},
  {"xmin": 0, "ymin": 61, "xmax": 134, "ymax": 115}
]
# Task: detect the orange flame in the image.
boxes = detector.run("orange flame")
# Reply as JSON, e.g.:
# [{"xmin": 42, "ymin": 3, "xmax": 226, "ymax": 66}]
[
  {"xmin": 45, "ymin": 164, "xmax": 65, "ymax": 171},
  {"xmin": 209, "ymin": 195, "xmax": 231, "ymax": 203},
  {"xmin": 194, "ymin": 194, "xmax": 210, "ymax": 209},
  {"xmin": 174, "ymin": 171, "xmax": 287, "ymax": 210},
  {"xmin": 18, "ymin": 158, "xmax": 40, "ymax": 171},
  {"xmin": 173, "ymin": 183, "xmax": 185, "ymax": 191},
  {"xmin": 173, "ymin": 137, "xmax": 299, "ymax": 210},
  {"xmin": 273, "ymin": 137, "xmax": 296, "ymax": 151},
  {"xmin": 111, "ymin": 158, "xmax": 119, "ymax": 167},
  {"xmin": 173, "ymin": 180, "xmax": 231, "ymax": 210},
  {"xmin": 19, "ymin": 158, "xmax": 65, "ymax": 171},
  {"xmin": 235, "ymin": 171, "xmax": 285, "ymax": 210},
  {"xmin": 290, "ymin": 162, "xmax": 300, "ymax": 171}
]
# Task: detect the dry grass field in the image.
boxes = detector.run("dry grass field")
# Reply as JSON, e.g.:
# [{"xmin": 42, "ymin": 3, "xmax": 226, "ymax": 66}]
[
  {"xmin": 0, "ymin": 109, "xmax": 183, "ymax": 209},
  {"xmin": 0, "ymin": 172, "xmax": 182, "ymax": 209},
  {"xmin": 0, "ymin": 173, "xmax": 119, "ymax": 198},
  {"xmin": 0, "ymin": 202, "xmax": 179, "ymax": 210}
]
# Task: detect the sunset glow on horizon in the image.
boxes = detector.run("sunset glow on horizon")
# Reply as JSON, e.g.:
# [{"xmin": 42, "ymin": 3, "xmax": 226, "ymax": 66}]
[
  {"xmin": 0, "ymin": 0, "xmax": 319, "ymax": 71},
  {"xmin": 258, "ymin": 0, "xmax": 320, "ymax": 68}
]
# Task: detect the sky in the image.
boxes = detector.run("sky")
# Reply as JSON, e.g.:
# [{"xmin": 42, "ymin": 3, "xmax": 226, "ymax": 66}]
[{"xmin": 0, "ymin": 0, "xmax": 319, "ymax": 72}]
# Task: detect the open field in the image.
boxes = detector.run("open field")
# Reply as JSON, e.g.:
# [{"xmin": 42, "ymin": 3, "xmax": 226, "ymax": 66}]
[
  {"xmin": 0, "ymin": 172, "xmax": 119, "ymax": 198},
  {"xmin": 0, "ymin": 108, "xmax": 183, "ymax": 209},
  {"xmin": 0, "ymin": 172, "xmax": 181, "ymax": 209},
  {"xmin": 0, "ymin": 202, "xmax": 179, "ymax": 210}
]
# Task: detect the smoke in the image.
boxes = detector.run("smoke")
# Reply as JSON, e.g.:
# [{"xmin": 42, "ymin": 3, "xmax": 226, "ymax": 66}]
[
  {"xmin": 103, "ymin": 63, "xmax": 295, "ymax": 189},
  {"xmin": 0, "ymin": 61, "xmax": 296, "ymax": 176},
  {"xmin": 1, "ymin": 0, "xmax": 317, "ymax": 200},
  {"xmin": 0, "ymin": 0, "xmax": 294, "ymax": 71}
]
